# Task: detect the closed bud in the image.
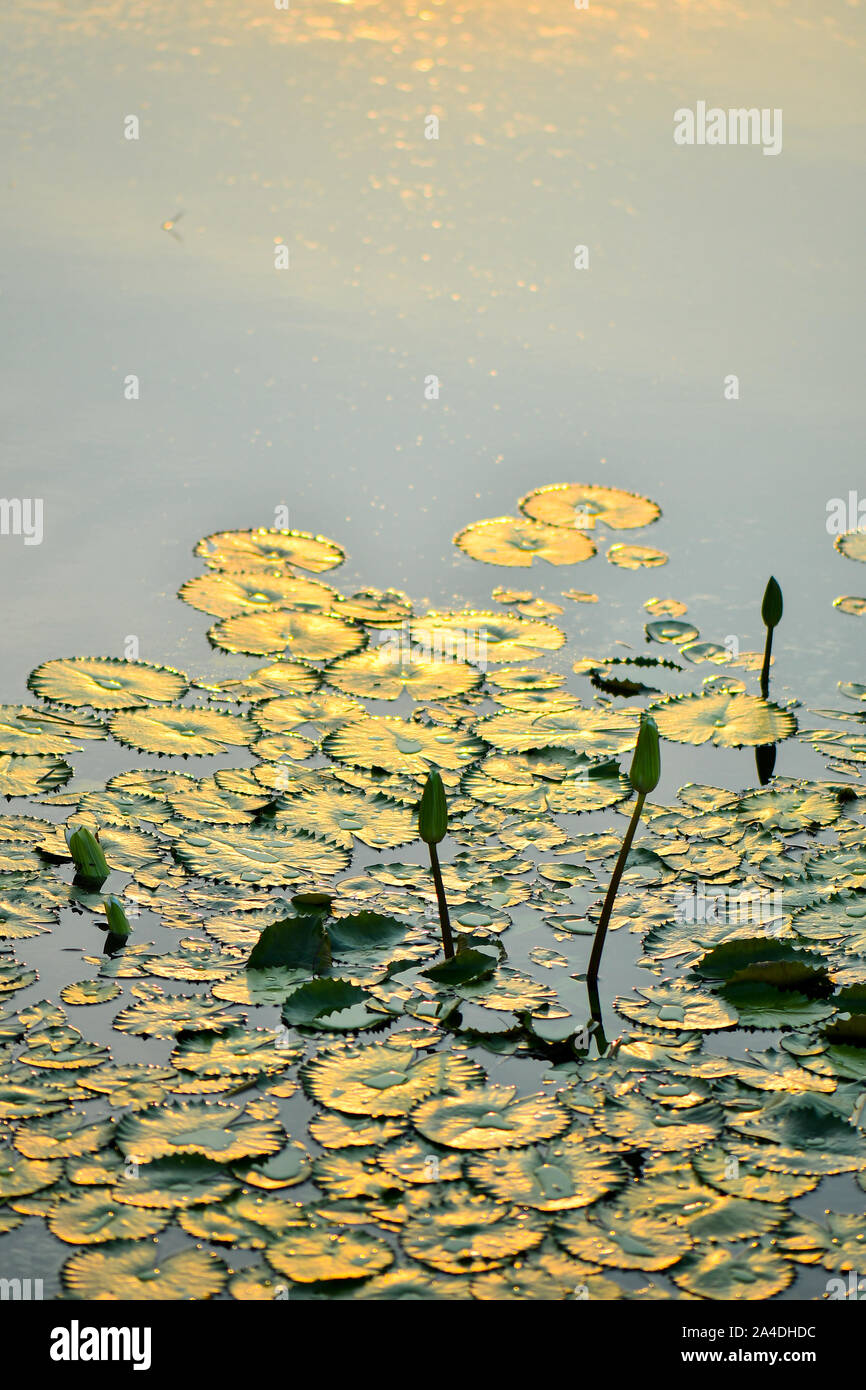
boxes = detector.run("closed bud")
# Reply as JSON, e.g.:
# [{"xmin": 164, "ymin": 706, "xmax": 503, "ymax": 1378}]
[
  {"xmin": 103, "ymin": 895, "xmax": 132, "ymax": 938},
  {"xmin": 418, "ymin": 768, "xmax": 448, "ymax": 844},
  {"xmin": 761, "ymin": 576, "xmax": 783, "ymax": 629},
  {"xmin": 629, "ymin": 714, "xmax": 661, "ymax": 795},
  {"xmin": 66, "ymin": 825, "xmax": 109, "ymax": 886},
  {"xmin": 291, "ymin": 891, "xmax": 333, "ymax": 916}
]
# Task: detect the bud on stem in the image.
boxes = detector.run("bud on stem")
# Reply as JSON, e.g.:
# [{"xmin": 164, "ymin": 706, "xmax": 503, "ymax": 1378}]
[{"xmin": 66, "ymin": 826, "xmax": 109, "ymax": 888}]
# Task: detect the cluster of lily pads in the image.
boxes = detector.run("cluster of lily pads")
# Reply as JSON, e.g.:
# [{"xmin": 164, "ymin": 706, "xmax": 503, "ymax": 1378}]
[{"xmin": 0, "ymin": 482, "xmax": 864, "ymax": 1300}]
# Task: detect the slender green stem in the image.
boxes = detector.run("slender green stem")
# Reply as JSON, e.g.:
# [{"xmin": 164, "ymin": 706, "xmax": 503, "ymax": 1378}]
[
  {"xmin": 760, "ymin": 626, "xmax": 774, "ymax": 700},
  {"xmin": 428, "ymin": 842, "xmax": 455, "ymax": 959},
  {"xmin": 585, "ymin": 976, "xmax": 608, "ymax": 1056},
  {"xmin": 586, "ymin": 791, "xmax": 645, "ymax": 988}
]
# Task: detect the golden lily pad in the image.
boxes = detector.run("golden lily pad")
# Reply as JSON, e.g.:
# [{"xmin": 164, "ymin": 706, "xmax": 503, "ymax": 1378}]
[
  {"xmin": 13, "ymin": 1113, "xmax": 115, "ymax": 1160},
  {"xmin": 336, "ymin": 588, "xmax": 413, "ymax": 624},
  {"xmin": 400, "ymin": 1184, "xmax": 544, "ymax": 1273},
  {"xmin": 113, "ymin": 992, "xmax": 241, "ymax": 1039},
  {"xmin": 691, "ymin": 1146, "xmax": 818, "ymax": 1202},
  {"xmin": 0, "ymin": 705, "xmax": 105, "ymax": 755},
  {"xmin": 108, "ymin": 706, "xmax": 257, "ymax": 757},
  {"xmin": 302, "ymin": 1043, "xmax": 484, "ymax": 1116},
  {"xmin": 0, "ymin": 1148, "xmax": 62, "ymax": 1200},
  {"xmin": 615, "ymin": 983, "xmax": 739, "ymax": 1032},
  {"xmin": 554, "ymin": 1207, "xmax": 692, "ymax": 1271},
  {"xmin": 207, "ymin": 660, "xmax": 321, "ymax": 701},
  {"xmin": 520, "ymin": 483, "xmax": 660, "ymax": 531},
  {"xmin": 651, "ymin": 693, "xmax": 796, "ymax": 748},
  {"xmin": 208, "ymin": 609, "xmax": 363, "ymax": 661},
  {"xmin": 179, "ymin": 571, "xmax": 338, "ymax": 619},
  {"xmin": 325, "ymin": 648, "xmax": 482, "ymax": 702},
  {"xmin": 487, "ymin": 667, "xmax": 565, "ymax": 692},
  {"xmin": 63, "ymin": 1244, "xmax": 227, "ymax": 1300},
  {"xmin": 266, "ymin": 1219, "xmax": 394, "ymax": 1283},
  {"xmin": 607, "ymin": 544, "xmax": 668, "ymax": 570},
  {"xmin": 467, "ymin": 1143, "xmax": 628, "ymax": 1211},
  {"xmin": 274, "ymin": 788, "xmax": 415, "ymax": 850},
  {"xmin": 253, "ymin": 693, "xmax": 364, "ymax": 737},
  {"xmin": 196, "ymin": 528, "xmax": 345, "ymax": 573},
  {"xmin": 412, "ymin": 1084, "xmax": 569, "ymax": 1150},
  {"xmin": 671, "ymin": 1242, "xmax": 793, "ymax": 1299},
  {"xmin": 310, "ymin": 1112, "xmax": 406, "ymax": 1151},
  {"xmin": 645, "ymin": 620, "xmax": 700, "ymax": 645},
  {"xmin": 475, "ymin": 706, "xmax": 638, "ymax": 756},
  {"xmin": 0, "ymin": 754, "xmax": 67, "ymax": 798},
  {"xmin": 590, "ymin": 1093, "xmax": 723, "ymax": 1152},
  {"xmin": 235, "ymin": 1143, "xmax": 311, "ymax": 1190},
  {"xmin": 471, "ymin": 1257, "xmax": 621, "ymax": 1300},
  {"xmin": 645, "ymin": 598, "xmax": 688, "ymax": 617},
  {"xmin": 170, "ymin": 1028, "xmax": 297, "ymax": 1081},
  {"xmin": 178, "ymin": 1191, "xmax": 307, "ymax": 1247},
  {"xmin": 324, "ymin": 715, "xmax": 486, "ymax": 775},
  {"xmin": 116, "ymin": 1100, "xmax": 284, "ymax": 1162},
  {"xmin": 48, "ymin": 1187, "xmax": 170, "ymax": 1244},
  {"xmin": 111, "ymin": 1157, "xmax": 240, "ymax": 1210},
  {"xmin": 28, "ymin": 657, "xmax": 188, "ymax": 709},
  {"xmin": 736, "ymin": 780, "xmax": 840, "ymax": 831},
  {"xmin": 833, "ymin": 596, "xmax": 866, "ymax": 616},
  {"xmin": 454, "ymin": 516, "xmax": 596, "ymax": 567},
  {"xmin": 410, "ymin": 611, "xmax": 564, "ymax": 664},
  {"xmin": 835, "ymin": 530, "xmax": 866, "ymax": 564},
  {"xmin": 172, "ymin": 824, "xmax": 349, "ymax": 886}
]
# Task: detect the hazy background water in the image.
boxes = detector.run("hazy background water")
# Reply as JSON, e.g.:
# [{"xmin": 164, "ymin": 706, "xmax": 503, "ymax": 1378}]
[
  {"xmin": 0, "ymin": 0, "xmax": 864, "ymax": 1301},
  {"xmin": 0, "ymin": 0, "xmax": 863, "ymax": 710}
]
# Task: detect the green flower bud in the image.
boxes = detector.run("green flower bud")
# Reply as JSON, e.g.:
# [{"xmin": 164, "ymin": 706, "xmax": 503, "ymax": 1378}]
[
  {"xmin": 291, "ymin": 891, "xmax": 334, "ymax": 916},
  {"xmin": 103, "ymin": 895, "xmax": 132, "ymax": 938},
  {"xmin": 629, "ymin": 714, "xmax": 661, "ymax": 796},
  {"xmin": 762, "ymin": 576, "xmax": 783, "ymax": 629},
  {"xmin": 66, "ymin": 826, "xmax": 109, "ymax": 886},
  {"xmin": 418, "ymin": 768, "xmax": 448, "ymax": 844}
]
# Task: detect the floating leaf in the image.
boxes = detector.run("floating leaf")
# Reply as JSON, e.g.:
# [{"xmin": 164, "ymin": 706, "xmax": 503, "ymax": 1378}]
[
  {"xmin": 520, "ymin": 484, "xmax": 660, "ymax": 532},
  {"xmin": 651, "ymin": 693, "xmax": 796, "ymax": 748},
  {"xmin": 454, "ymin": 517, "xmax": 596, "ymax": 567},
  {"xmin": 28, "ymin": 657, "xmax": 188, "ymax": 709},
  {"xmin": 116, "ymin": 1100, "xmax": 284, "ymax": 1163},
  {"xmin": 209, "ymin": 609, "xmax": 364, "ymax": 661},
  {"xmin": 109, "ymin": 706, "xmax": 257, "ymax": 757},
  {"xmin": 412, "ymin": 1084, "xmax": 568, "ymax": 1150},
  {"xmin": 267, "ymin": 1219, "xmax": 393, "ymax": 1283},
  {"xmin": 179, "ymin": 571, "xmax": 338, "ymax": 619},
  {"xmin": 324, "ymin": 716, "xmax": 486, "ymax": 775},
  {"xmin": 172, "ymin": 825, "xmax": 349, "ymax": 886},
  {"xmin": 468, "ymin": 1144, "xmax": 628, "ymax": 1211},
  {"xmin": 410, "ymin": 612, "xmax": 564, "ymax": 664},
  {"xmin": 302, "ymin": 1043, "xmax": 484, "ymax": 1116},
  {"xmin": 196, "ymin": 528, "xmax": 345, "ymax": 573},
  {"xmin": 401, "ymin": 1184, "xmax": 544, "ymax": 1273},
  {"xmin": 671, "ymin": 1243, "xmax": 793, "ymax": 1299},
  {"xmin": 836, "ymin": 530, "xmax": 866, "ymax": 564},
  {"xmin": 325, "ymin": 648, "xmax": 482, "ymax": 701},
  {"xmin": 63, "ymin": 1245, "xmax": 227, "ymax": 1300},
  {"xmin": 607, "ymin": 544, "xmax": 668, "ymax": 570}
]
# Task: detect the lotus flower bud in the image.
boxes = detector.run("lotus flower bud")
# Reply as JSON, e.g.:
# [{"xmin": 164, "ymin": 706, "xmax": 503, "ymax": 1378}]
[
  {"xmin": 418, "ymin": 768, "xmax": 448, "ymax": 845},
  {"xmin": 629, "ymin": 714, "xmax": 661, "ymax": 796},
  {"xmin": 66, "ymin": 826, "xmax": 109, "ymax": 886},
  {"xmin": 762, "ymin": 576, "xmax": 783, "ymax": 629},
  {"xmin": 103, "ymin": 895, "xmax": 132, "ymax": 938}
]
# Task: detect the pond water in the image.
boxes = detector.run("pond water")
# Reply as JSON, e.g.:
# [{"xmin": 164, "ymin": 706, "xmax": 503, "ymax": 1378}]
[{"xmin": 0, "ymin": 0, "xmax": 864, "ymax": 1302}]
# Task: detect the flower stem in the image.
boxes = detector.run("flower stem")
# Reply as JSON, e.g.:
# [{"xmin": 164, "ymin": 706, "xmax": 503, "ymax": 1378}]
[
  {"xmin": 586, "ymin": 791, "xmax": 645, "ymax": 989},
  {"xmin": 428, "ymin": 842, "xmax": 455, "ymax": 959},
  {"xmin": 760, "ymin": 626, "xmax": 774, "ymax": 700}
]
